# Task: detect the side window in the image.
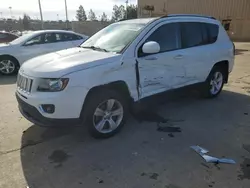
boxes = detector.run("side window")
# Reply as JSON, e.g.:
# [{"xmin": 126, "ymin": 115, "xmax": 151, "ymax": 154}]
[
  {"xmin": 44, "ymin": 33, "xmax": 57, "ymax": 43},
  {"xmin": 25, "ymin": 34, "xmax": 44, "ymax": 45},
  {"xmin": 72, "ymin": 34, "xmax": 83, "ymax": 40},
  {"xmin": 201, "ymin": 23, "xmax": 209, "ymax": 44},
  {"xmin": 146, "ymin": 23, "xmax": 180, "ymax": 53},
  {"xmin": 53, "ymin": 33, "xmax": 65, "ymax": 42},
  {"xmin": 181, "ymin": 22, "xmax": 203, "ymax": 48},
  {"xmin": 207, "ymin": 23, "xmax": 219, "ymax": 43},
  {"xmin": 7, "ymin": 33, "xmax": 15, "ymax": 39},
  {"xmin": 55, "ymin": 33, "xmax": 62, "ymax": 41},
  {"xmin": 0, "ymin": 33, "xmax": 7, "ymax": 39},
  {"xmin": 200, "ymin": 23, "xmax": 219, "ymax": 45},
  {"xmin": 61, "ymin": 33, "xmax": 82, "ymax": 41},
  {"xmin": 61, "ymin": 33, "xmax": 71, "ymax": 41}
]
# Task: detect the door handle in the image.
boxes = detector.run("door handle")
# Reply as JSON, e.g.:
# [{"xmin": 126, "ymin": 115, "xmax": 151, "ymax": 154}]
[
  {"xmin": 174, "ymin": 55, "xmax": 183, "ymax": 59},
  {"xmin": 144, "ymin": 56, "xmax": 158, "ymax": 60}
]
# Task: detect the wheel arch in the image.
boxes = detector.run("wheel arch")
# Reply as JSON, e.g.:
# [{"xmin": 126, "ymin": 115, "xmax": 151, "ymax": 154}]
[
  {"xmin": 80, "ymin": 80, "xmax": 134, "ymax": 120},
  {"xmin": 0, "ymin": 54, "xmax": 20, "ymax": 67},
  {"xmin": 211, "ymin": 60, "xmax": 229, "ymax": 83}
]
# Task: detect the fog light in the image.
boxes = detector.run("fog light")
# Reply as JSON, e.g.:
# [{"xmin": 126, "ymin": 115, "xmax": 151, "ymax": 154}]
[{"xmin": 41, "ymin": 104, "xmax": 55, "ymax": 114}]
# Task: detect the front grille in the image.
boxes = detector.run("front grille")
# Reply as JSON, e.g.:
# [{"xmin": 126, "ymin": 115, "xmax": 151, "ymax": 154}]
[{"xmin": 17, "ymin": 74, "xmax": 33, "ymax": 93}]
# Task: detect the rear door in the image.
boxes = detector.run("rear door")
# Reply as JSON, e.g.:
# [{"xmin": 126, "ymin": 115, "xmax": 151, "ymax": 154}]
[
  {"xmin": 43, "ymin": 32, "xmax": 74, "ymax": 53},
  {"xmin": 178, "ymin": 22, "xmax": 219, "ymax": 83}
]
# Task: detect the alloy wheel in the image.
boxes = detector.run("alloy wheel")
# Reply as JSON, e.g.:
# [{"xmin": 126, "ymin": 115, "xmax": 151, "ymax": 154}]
[
  {"xmin": 0, "ymin": 60, "xmax": 15, "ymax": 74},
  {"xmin": 210, "ymin": 71, "xmax": 223, "ymax": 95},
  {"xmin": 93, "ymin": 99, "xmax": 124, "ymax": 134}
]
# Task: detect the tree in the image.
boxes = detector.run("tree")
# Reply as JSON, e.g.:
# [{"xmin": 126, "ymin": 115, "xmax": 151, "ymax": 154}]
[
  {"xmin": 112, "ymin": 5, "xmax": 125, "ymax": 21},
  {"xmin": 88, "ymin": 9, "xmax": 97, "ymax": 21},
  {"xmin": 76, "ymin": 5, "xmax": 87, "ymax": 21},
  {"xmin": 100, "ymin": 12, "xmax": 108, "ymax": 22},
  {"xmin": 23, "ymin": 14, "xmax": 31, "ymax": 30},
  {"xmin": 126, "ymin": 5, "xmax": 137, "ymax": 19}
]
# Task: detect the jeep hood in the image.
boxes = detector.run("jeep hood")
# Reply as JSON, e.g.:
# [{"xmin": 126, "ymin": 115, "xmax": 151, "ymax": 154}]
[{"xmin": 21, "ymin": 47, "xmax": 122, "ymax": 78}]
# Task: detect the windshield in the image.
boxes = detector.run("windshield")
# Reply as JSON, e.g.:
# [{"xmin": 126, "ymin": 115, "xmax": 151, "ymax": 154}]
[
  {"xmin": 81, "ymin": 23, "xmax": 146, "ymax": 53},
  {"xmin": 10, "ymin": 32, "xmax": 34, "ymax": 45}
]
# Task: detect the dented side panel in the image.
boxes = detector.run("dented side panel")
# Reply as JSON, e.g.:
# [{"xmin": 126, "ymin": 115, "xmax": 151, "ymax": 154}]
[
  {"xmin": 68, "ymin": 57, "xmax": 139, "ymax": 102},
  {"xmin": 136, "ymin": 50, "xmax": 189, "ymax": 98}
]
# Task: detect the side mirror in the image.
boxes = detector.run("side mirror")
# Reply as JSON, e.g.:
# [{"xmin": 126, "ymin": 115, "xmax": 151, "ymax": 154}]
[{"xmin": 142, "ymin": 41, "xmax": 160, "ymax": 54}]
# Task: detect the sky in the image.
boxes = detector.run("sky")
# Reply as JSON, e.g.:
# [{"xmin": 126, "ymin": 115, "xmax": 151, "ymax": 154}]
[{"xmin": 0, "ymin": 0, "xmax": 137, "ymax": 21}]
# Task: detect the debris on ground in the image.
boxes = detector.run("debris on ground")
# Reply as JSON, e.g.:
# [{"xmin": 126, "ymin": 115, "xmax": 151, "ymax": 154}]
[
  {"xmin": 168, "ymin": 133, "xmax": 174, "ymax": 138},
  {"xmin": 140, "ymin": 172, "xmax": 159, "ymax": 180},
  {"xmin": 190, "ymin": 146, "xmax": 236, "ymax": 164},
  {"xmin": 149, "ymin": 172, "xmax": 159, "ymax": 180},
  {"xmin": 157, "ymin": 126, "xmax": 181, "ymax": 133},
  {"xmin": 132, "ymin": 152, "xmax": 138, "ymax": 156},
  {"xmin": 98, "ymin": 179, "xmax": 104, "ymax": 184},
  {"xmin": 238, "ymin": 158, "xmax": 250, "ymax": 180}
]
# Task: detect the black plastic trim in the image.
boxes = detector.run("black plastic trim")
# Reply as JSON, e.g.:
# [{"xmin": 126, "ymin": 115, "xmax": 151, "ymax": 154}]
[{"xmin": 163, "ymin": 14, "xmax": 216, "ymax": 20}]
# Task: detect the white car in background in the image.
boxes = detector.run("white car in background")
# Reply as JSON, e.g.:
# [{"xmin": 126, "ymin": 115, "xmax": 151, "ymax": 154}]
[{"xmin": 0, "ymin": 30, "xmax": 88, "ymax": 75}]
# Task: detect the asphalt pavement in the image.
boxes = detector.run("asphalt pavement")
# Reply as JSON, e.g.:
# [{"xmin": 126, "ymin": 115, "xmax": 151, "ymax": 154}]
[{"xmin": 0, "ymin": 43, "xmax": 250, "ymax": 188}]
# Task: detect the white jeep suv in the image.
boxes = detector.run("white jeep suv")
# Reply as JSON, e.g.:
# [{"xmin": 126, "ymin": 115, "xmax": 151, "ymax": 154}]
[{"xmin": 16, "ymin": 14, "xmax": 234, "ymax": 138}]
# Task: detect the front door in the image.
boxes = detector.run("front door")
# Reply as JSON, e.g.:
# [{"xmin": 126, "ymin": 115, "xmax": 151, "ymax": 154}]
[
  {"xmin": 136, "ymin": 22, "xmax": 186, "ymax": 98},
  {"xmin": 18, "ymin": 34, "xmax": 48, "ymax": 63}
]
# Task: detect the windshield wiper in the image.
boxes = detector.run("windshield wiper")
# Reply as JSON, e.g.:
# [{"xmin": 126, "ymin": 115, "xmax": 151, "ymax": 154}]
[{"xmin": 81, "ymin": 46, "xmax": 109, "ymax": 52}]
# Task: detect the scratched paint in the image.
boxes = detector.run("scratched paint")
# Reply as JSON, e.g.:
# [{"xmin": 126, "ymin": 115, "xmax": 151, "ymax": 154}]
[{"xmin": 16, "ymin": 17, "xmax": 234, "ymax": 122}]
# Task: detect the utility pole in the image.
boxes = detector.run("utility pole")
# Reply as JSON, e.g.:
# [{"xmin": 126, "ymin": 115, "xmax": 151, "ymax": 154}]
[
  {"xmin": 125, "ymin": 0, "xmax": 128, "ymax": 19},
  {"xmin": 38, "ymin": 0, "xmax": 44, "ymax": 29},
  {"xmin": 9, "ymin": 7, "xmax": 12, "ymax": 19},
  {"xmin": 0, "ymin": 12, "xmax": 2, "ymax": 20},
  {"xmin": 64, "ymin": 0, "xmax": 69, "ymax": 29}
]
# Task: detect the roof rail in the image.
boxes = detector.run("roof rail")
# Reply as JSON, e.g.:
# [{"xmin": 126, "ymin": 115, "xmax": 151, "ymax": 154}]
[
  {"xmin": 117, "ymin": 18, "xmax": 133, "ymax": 22},
  {"xmin": 162, "ymin": 14, "xmax": 216, "ymax": 20}
]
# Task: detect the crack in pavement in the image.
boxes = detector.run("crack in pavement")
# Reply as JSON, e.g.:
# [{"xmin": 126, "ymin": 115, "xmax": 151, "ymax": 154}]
[
  {"xmin": 238, "ymin": 74, "xmax": 250, "ymax": 80},
  {"xmin": 0, "ymin": 127, "xmax": 76, "ymax": 156},
  {"xmin": 0, "ymin": 140, "xmax": 45, "ymax": 156}
]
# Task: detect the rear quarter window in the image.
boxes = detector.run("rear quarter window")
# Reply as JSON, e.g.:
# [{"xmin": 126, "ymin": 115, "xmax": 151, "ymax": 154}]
[
  {"xmin": 206, "ymin": 23, "xmax": 219, "ymax": 43},
  {"xmin": 62, "ymin": 33, "xmax": 83, "ymax": 41},
  {"xmin": 181, "ymin": 22, "xmax": 203, "ymax": 48},
  {"xmin": 181, "ymin": 22, "xmax": 219, "ymax": 49}
]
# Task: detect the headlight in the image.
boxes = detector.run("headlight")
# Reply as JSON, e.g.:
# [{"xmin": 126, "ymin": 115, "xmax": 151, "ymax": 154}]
[{"xmin": 37, "ymin": 78, "xmax": 69, "ymax": 92}]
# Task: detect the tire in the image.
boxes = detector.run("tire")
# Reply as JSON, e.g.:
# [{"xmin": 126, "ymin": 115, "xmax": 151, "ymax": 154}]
[
  {"xmin": 84, "ymin": 89, "xmax": 128, "ymax": 138},
  {"xmin": 202, "ymin": 65, "xmax": 226, "ymax": 98},
  {"xmin": 0, "ymin": 56, "xmax": 19, "ymax": 75}
]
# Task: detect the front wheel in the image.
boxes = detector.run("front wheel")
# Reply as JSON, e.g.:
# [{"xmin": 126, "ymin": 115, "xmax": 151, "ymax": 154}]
[
  {"xmin": 202, "ymin": 66, "xmax": 225, "ymax": 98},
  {"xmin": 84, "ymin": 89, "xmax": 128, "ymax": 138}
]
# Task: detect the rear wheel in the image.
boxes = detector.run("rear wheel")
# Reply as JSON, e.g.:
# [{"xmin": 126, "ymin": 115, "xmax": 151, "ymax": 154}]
[
  {"xmin": 0, "ymin": 56, "xmax": 19, "ymax": 75},
  {"xmin": 84, "ymin": 89, "xmax": 128, "ymax": 138},
  {"xmin": 202, "ymin": 66, "xmax": 225, "ymax": 98}
]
